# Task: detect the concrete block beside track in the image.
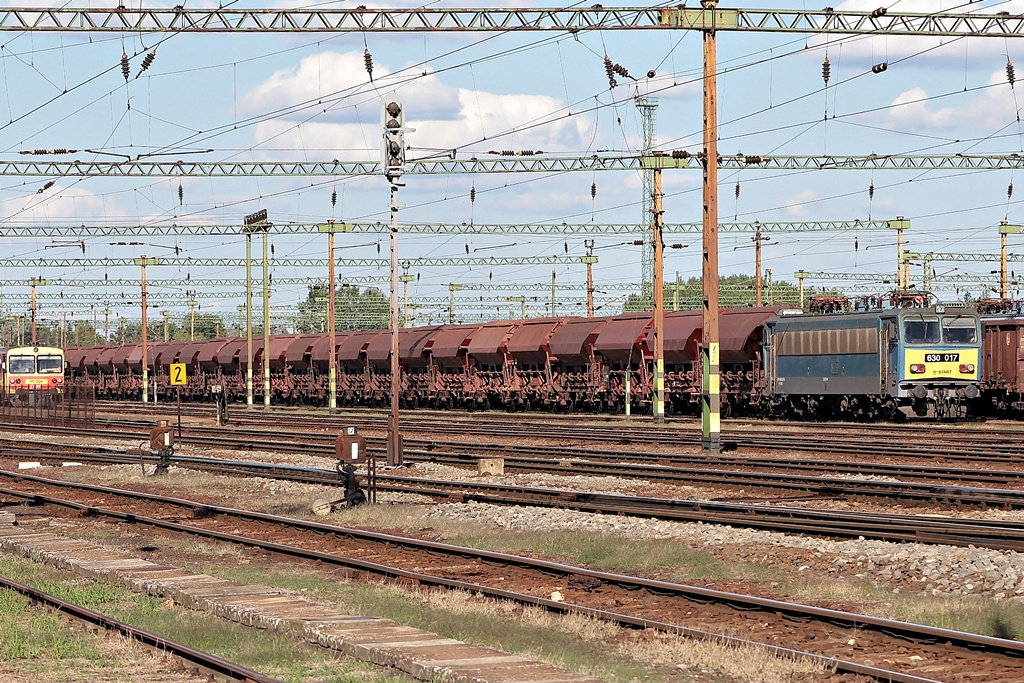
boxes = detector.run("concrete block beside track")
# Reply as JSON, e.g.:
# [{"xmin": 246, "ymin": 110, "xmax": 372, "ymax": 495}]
[{"xmin": 0, "ymin": 525, "xmax": 605, "ymax": 683}]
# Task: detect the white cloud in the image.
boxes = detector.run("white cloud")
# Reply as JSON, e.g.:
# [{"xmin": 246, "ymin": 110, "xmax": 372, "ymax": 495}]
[
  {"xmin": 780, "ymin": 189, "xmax": 821, "ymax": 217},
  {"xmin": 0, "ymin": 186, "xmax": 121, "ymax": 224},
  {"xmin": 873, "ymin": 69, "xmax": 1018, "ymax": 131},
  {"xmin": 246, "ymin": 51, "xmax": 596, "ymax": 156}
]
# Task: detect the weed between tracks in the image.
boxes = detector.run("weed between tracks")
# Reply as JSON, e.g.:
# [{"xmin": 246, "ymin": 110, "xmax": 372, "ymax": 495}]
[
  {"xmin": 30, "ymin": 461, "xmax": 1024, "ymax": 680},
  {"xmin": 0, "ymin": 555, "xmax": 416, "ymax": 683}
]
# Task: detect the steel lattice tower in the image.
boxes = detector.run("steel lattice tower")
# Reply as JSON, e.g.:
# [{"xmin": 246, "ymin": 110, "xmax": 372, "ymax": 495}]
[{"xmin": 637, "ymin": 96, "xmax": 659, "ymax": 308}]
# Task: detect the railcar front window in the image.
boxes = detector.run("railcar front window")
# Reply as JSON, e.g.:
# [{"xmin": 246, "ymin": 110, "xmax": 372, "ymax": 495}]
[
  {"xmin": 942, "ymin": 317, "xmax": 979, "ymax": 344},
  {"xmin": 8, "ymin": 357, "xmax": 35, "ymax": 373},
  {"xmin": 36, "ymin": 355, "xmax": 63, "ymax": 373},
  {"xmin": 903, "ymin": 317, "xmax": 940, "ymax": 344}
]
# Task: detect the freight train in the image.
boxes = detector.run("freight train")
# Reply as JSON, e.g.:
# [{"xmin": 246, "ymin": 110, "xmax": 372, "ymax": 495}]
[{"xmin": 65, "ymin": 303, "xmax": 991, "ymax": 420}]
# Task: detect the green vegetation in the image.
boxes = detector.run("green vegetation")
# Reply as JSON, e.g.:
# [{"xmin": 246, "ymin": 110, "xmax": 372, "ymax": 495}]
[
  {"xmin": 295, "ymin": 284, "xmax": 390, "ymax": 332},
  {"xmin": 0, "ymin": 555, "xmax": 416, "ymax": 682}
]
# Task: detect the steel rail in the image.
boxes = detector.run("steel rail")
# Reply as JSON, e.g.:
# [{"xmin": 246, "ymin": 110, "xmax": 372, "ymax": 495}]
[
  {"xmin": 7, "ymin": 418, "xmax": 1024, "ymax": 506},
  {"xmin": 0, "ymin": 574, "xmax": 283, "ymax": 683},
  {"xmin": 5, "ymin": 444, "xmax": 1024, "ymax": 551},
  {"xmin": 0, "ymin": 468, "xmax": 1018, "ymax": 683},
  {"xmin": 96, "ymin": 403, "xmax": 1023, "ymax": 461},
  {"xmin": 11, "ymin": 418, "xmax": 1024, "ymax": 497}
]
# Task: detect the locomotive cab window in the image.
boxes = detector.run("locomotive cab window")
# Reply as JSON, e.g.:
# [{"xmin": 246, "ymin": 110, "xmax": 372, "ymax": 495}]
[
  {"xmin": 903, "ymin": 315, "xmax": 940, "ymax": 344},
  {"xmin": 941, "ymin": 316, "xmax": 978, "ymax": 344},
  {"xmin": 36, "ymin": 355, "xmax": 64, "ymax": 373},
  {"xmin": 7, "ymin": 356, "xmax": 35, "ymax": 373}
]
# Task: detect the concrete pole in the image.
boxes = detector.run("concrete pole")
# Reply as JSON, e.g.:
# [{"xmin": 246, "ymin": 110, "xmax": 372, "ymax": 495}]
[
  {"xmin": 245, "ymin": 232, "xmax": 254, "ymax": 408},
  {"xmin": 140, "ymin": 260, "xmax": 149, "ymax": 403},
  {"xmin": 583, "ymin": 239, "xmax": 597, "ymax": 317},
  {"xmin": 896, "ymin": 226, "xmax": 906, "ymax": 291},
  {"xmin": 795, "ymin": 271, "xmax": 808, "ymax": 309},
  {"xmin": 187, "ymin": 300, "xmax": 197, "ymax": 341},
  {"xmin": 701, "ymin": 0, "xmax": 721, "ymax": 453},
  {"xmin": 388, "ymin": 180, "xmax": 403, "ymax": 466},
  {"xmin": 653, "ymin": 168, "xmax": 665, "ymax": 424},
  {"xmin": 754, "ymin": 231, "xmax": 763, "ymax": 307},
  {"xmin": 400, "ymin": 266, "xmax": 415, "ymax": 328},
  {"xmin": 551, "ymin": 270, "xmax": 557, "ymax": 317},
  {"xmin": 328, "ymin": 230, "xmax": 337, "ymax": 413},
  {"xmin": 263, "ymin": 231, "xmax": 271, "ymax": 408}
]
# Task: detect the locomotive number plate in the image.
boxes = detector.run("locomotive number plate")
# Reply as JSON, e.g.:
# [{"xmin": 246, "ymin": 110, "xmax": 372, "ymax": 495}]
[{"xmin": 924, "ymin": 353, "xmax": 959, "ymax": 362}]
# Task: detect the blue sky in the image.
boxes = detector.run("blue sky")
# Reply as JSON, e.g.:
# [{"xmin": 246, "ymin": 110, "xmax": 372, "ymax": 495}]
[{"xmin": 3, "ymin": 0, "xmax": 1024, "ymax": 328}]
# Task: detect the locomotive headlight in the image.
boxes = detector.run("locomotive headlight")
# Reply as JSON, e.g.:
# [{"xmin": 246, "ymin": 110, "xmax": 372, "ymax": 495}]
[
  {"xmin": 959, "ymin": 364, "xmax": 976, "ymax": 374},
  {"xmin": 910, "ymin": 364, "xmax": 926, "ymax": 374}
]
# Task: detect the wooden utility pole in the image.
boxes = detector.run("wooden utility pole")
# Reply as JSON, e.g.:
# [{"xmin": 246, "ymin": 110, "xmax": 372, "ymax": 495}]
[
  {"xmin": 701, "ymin": 0, "xmax": 721, "ymax": 453},
  {"xmin": 652, "ymin": 168, "xmax": 665, "ymax": 424}
]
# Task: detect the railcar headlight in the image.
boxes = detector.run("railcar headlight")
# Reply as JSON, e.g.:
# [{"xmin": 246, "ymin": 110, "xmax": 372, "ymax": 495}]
[
  {"xmin": 959, "ymin": 364, "xmax": 976, "ymax": 374},
  {"xmin": 910, "ymin": 364, "xmax": 926, "ymax": 374}
]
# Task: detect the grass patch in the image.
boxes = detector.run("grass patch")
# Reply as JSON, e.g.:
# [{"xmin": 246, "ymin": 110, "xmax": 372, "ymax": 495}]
[
  {"xmin": 880, "ymin": 593, "xmax": 1024, "ymax": 640},
  {"xmin": 0, "ymin": 589, "xmax": 102, "ymax": 662},
  {"xmin": 0, "ymin": 554, "xmax": 416, "ymax": 683}
]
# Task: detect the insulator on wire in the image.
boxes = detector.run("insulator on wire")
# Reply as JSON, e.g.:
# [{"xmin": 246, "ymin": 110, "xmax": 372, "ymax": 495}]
[
  {"xmin": 868, "ymin": 182, "xmax": 875, "ymax": 200},
  {"xmin": 734, "ymin": 181, "xmax": 740, "ymax": 200},
  {"xmin": 331, "ymin": 188, "xmax": 337, "ymax": 207},
  {"xmin": 37, "ymin": 180, "xmax": 55, "ymax": 194},
  {"xmin": 135, "ymin": 50, "xmax": 156, "ymax": 79},
  {"xmin": 871, "ymin": 7, "xmax": 887, "ymax": 19},
  {"xmin": 470, "ymin": 185, "xmax": 476, "ymax": 204},
  {"xmin": 855, "ymin": 237, "xmax": 859, "ymax": 252},
  {"xmin": 364, "ymin": 49, "xmax": 373, "ymax": 82},
  {"xmin": 121, "ymin": 52, "xmax": 130, "ymax": 82},
  {"xmin": 1010, "ymin": 182, "xmax": 1015, "ymax": 199},
  {"xmin": 1008, "ymin": 60, "xmax": 1016, "ymax": 87},
  {"xmin": 822, "ymin": 57, "xmax": 831, "ymax": 85},
  {"xmin": 591, "ymin": 182, "xmax": 596, "ymax": 200},
  {"xmin": 603, "ymin": 55, "xmax": 617, "ymax": 88},
  {"xmin": 465, "ymin": 243, "xmax": 469, "ymax": 254},
  {"xmin": 178, "ymin": 182, "xmax": 183, "ymax": 205},
  {"xmin": 564, "ymin": 240, "xmax": 568, "ymax": 253},
  {"xmin": 871, "ymin": 62, "xmax": 888, "ymax": 74},
  {"xmin": 612, "ymin": 63, "xmax": 631, "ymax": 79}
]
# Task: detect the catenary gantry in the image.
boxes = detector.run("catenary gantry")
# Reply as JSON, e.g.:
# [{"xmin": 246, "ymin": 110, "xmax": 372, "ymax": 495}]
[{"xmin": 0, "ymin": 6, "xmax": 1021, "ymax": 37}]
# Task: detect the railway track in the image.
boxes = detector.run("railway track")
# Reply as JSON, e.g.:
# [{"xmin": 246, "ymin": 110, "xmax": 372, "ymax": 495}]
[
  {"xmin": 7, "ymin": 444, "xmax": 1024, "ymax": 552},
  {"xmin": 8, "ymin": 419, "xmax": 1024, "ymax": 510},
  {"xmin": 0, "ymin": 573, "xmax": 282, "ymax": 683},
  {"xmin": 2, "ymin": 466, "xmax": 1022, "ymax": 683},
  {"xmin": 94, "ymin": 400, "xmax": 1024, "ymax": 461}
]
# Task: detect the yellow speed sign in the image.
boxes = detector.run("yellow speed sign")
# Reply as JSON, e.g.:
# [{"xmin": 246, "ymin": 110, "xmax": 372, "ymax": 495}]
[{"xmin": 170, "ymin": 363, "xmax": 187, "ymax": 386}]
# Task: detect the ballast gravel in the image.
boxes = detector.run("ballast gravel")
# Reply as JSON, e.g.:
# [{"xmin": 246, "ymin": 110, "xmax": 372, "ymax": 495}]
[
  {"xmin": 11, "ymin": 431, "xmax": 1024, "ymax": 601},
  {"xmin": 418, "ymin": 494, "xmax": 1024, "ymax": 602}
]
